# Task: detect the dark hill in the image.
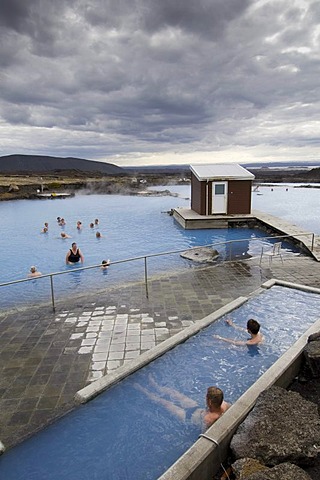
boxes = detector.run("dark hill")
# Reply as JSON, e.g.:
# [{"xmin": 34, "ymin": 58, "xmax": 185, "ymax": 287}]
[{"xmin": 0, "ymin": 155, "xmax": 125, "ymax": 175}]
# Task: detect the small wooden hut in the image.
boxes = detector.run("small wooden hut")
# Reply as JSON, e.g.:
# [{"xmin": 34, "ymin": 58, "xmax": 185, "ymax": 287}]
[{"xmin": 190, "ymin": 164, "xmax": 255, "ymax": 215}]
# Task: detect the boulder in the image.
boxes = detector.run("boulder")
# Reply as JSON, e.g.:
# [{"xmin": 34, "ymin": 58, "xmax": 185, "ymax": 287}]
[
  {"xmin": 231, "ymin": 457, "xmax": 268, "ymax": 478},
  {"xmin": 308, "ymin": 331, "xmax": 320, "ymax": 343},
  {"xmin": 180, "ymin": 247, "xmax": 219, "ymax": 263},
  {"xmin": 8, "ymin": 183, "xmax": 19, "ymax": 192},
  {"xmin": 232, "ymin": 458, "xmax": 312, "ymax": 480},
  {"xmin": 304, "ymin": 339, "xmax": 320, "ymax": 378},
  {"xmin": 230, "ymin": 386, "xmax": 320, "ymax": 466}
]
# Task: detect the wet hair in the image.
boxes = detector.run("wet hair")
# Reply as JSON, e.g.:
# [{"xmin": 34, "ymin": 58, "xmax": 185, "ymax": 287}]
[
  {"xmin": 96, "ymin": 232, "xmax": 101, "ymax": 238},
  {"xmin": 90, "ymin": 223, "xmax": 94, "ymax": 228},
  {"xmin": 206, "ymin": 386, "xmax": 223, "ymax": 407},
  {"xmin": 101, "ymin": 260, "xmax": 108, "ymax": 265},
  {"xmin": 247, "ymin": 319, "xmax": 260, "ymax": 334},
  {"xmin": 72, "ymin": 242, "xmax": 77, "ymax": 247},
  {"xmin": 30, "ymin": 266, "xmax": 37, "ymax": 273}
]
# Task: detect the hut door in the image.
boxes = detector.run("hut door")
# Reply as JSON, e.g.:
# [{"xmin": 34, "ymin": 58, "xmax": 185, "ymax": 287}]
[{"xmin": 212, "ymin": 182, "xmax": 227, "ymax": 214}]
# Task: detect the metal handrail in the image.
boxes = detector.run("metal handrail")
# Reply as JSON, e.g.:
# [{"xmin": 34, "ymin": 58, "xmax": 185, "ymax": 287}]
[{"xmin": 0, "ymin": 231, "xmax": 314, "ymax": 312}]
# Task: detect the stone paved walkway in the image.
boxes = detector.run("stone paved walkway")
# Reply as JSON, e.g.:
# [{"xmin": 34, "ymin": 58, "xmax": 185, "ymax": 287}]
[{"xmin": 1, "ymin": 254, "xmax": 320, "ymax": 450}]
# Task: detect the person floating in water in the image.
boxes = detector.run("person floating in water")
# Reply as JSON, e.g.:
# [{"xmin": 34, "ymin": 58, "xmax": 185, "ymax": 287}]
[
  {"xmin": 41, "ymin": 227, "xmax": 48, "ymax": 233},
  {"xmin": 89, "ymin": 222, "xmax": 94, "ymax": 228},
  {"xmin": 94, "ymin": 218, "xmax": 99, "ymax": 225},
  {"xmin": 101, "ymin": 259, "xmax": 110, "ymax": 269},
  {"xmin": 135, "ymin": 374, "xmax": 230, "ymax": 430},
  {"xmin": 96, "ymin": 231, "xmax": 102, "ymax": 238},
  {"xmin": 59, "ymin": 218, "xmax": 66, "ymax": 226},
  {"xmin": 214, "ymin": 318, "xmax": 263, "ymax": 346},
  {"xmin": 66, "ymin": 242, "xmax": 84, "ymax": 264},
  {"xmin": 60, "ymin": 232, "xmax": 71, "ymax": 239},
  {"xmin": 76, "ymin": 221, "xmax": 82, "ymax": 230},
  {"xmin": 28, "ymin": 266, "xmax": 42, "ymax": 277}
]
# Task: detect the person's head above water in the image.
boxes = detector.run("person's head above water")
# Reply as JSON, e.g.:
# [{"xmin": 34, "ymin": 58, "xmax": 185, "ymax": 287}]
[
  {"xmin": 30, "ymin": 266, "xmax": 37, "ymax": 273},
  {"xmin": 247, "ymin": 319, "xmax": 260, "ymax": 335},
  {"xmin": 206, "ymin": 386, "xmax": 224, "ymax": 408}
]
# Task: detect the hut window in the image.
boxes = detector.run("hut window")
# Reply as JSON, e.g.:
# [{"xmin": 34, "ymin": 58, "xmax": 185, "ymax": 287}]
[{"xmin": 215, "ymin": 184, "xmax": 225, "ymax": 195}]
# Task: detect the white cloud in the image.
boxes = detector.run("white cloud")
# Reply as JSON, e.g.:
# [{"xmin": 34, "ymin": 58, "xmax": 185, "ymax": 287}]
[{"xmin": 0, "ymin": 0, "xmax": 319, "ymax": 166}]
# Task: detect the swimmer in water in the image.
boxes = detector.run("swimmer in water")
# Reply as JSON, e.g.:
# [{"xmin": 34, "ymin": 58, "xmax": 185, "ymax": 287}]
[
  {"xmin": 94, "ymin": 218, "xmax": 99, "ymax": 225},
  {"xmin": 214, "ymin": 319, "xmax": 264, "ymax": 346},
  {"xmin": 60, "ymin": 232, "xmax": 71, "ymax": 239},
  {"xmin": 96, "ymin": 231, "xmax": 102, "ymax": 238},
  {"xmin": 89, "ymin": 223, "xmax": 94, "ymax": 228},
  {"xmin": 134, "ymin": 375, "xmax": 230, "ymax": 430},
  {"xmin": 101, "ymin": 259, "xmax": 110, "ymax": 269},
  {"xmin": 41, "ymin": 227, "xmax": 48, "ymax": 233},
  {"xmin": 28, "ymin": 266, "xmax": 42, "ymax": 277},
  {"xmin": 76, "ymin": 221, "xmax": 82, "ymax": 230},
  {"xmin": 66, "ymin": 242, "xmax": 84, "ymax": 264}
]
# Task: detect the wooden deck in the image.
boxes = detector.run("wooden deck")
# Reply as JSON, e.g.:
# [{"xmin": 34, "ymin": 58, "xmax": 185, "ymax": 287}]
[{"xmin": 173, "ymin": 207, "xmax": 320, "ymax": 261}]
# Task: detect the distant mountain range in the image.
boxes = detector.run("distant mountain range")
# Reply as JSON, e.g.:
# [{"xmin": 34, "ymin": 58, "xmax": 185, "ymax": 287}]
[
  {"xmin": 0, "ymin": 155, "xmax": 125, "ymax": 175},
  {"xmin": 1, "ymin": 154, "xmax": 320, "ymax": 176}
]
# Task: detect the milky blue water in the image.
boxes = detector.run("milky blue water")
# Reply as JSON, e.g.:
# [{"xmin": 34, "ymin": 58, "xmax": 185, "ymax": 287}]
[
  {"xmin": 0, "ymin": 193, "xmax": 297, "ymax": 309},
  {"xmin": 1, "ymin": 285, "xmax": 319, "ymax": 480}
]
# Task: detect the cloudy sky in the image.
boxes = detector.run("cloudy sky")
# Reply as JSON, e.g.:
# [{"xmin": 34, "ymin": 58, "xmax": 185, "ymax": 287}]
[{"xmin": 0, "ymin": 0, "xmax": 319, "ymax": 166}]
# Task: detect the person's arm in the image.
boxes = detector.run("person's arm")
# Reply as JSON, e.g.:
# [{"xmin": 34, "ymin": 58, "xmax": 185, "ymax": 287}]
[
  {"xmin": 79, "ymin": 249, "xmax": 84, "ymax": 263},
  {"xmin": 225, "ymin": 319, "xmax": 246, "ymax": 332},
  {"xmin": 66, "ymin": 251, "xmax": 70, "ymax": 264},
  {"xmin": 213, "ymin": 334, "xmax": 246, "ymax": 346}
]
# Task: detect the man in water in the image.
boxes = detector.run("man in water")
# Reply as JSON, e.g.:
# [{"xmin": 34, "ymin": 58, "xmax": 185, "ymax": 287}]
[
  {"xmin": 28, "ymin": 266, "xmax": 42, "ymax": 277},
  {"xmin": 214, "ymin": 318, "xmax": 263, "ymax": 346},
  {"xmin": 101, "ymin": 259, "xmax": 110, "ymax": 269},
  {"xmin": 66, "ymin": 242, "xmax": 84, "ymax": 264},
  {"xmin": 135, "ymin": 375, "xmax": 230, "ymax": 430}
]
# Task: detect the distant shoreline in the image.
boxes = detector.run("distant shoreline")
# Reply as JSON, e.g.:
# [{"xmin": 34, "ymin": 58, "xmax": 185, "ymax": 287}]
[{"xmin": 0, "ymin": 169, "xmax": 320, "ymax": 201}]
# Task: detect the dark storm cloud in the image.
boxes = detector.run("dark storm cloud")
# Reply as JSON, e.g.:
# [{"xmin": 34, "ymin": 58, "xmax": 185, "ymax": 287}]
[{"xmin": 0, "ymin": 0, "xmax": 319, "ymax": 164}]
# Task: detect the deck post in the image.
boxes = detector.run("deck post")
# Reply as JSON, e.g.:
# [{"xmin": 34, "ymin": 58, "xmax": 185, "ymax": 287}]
[
  {"xmin": 144, "ymin": 257, "xmax": 149, "ymax": 299},
  {"xmin": 50, "ymin": 275, "xmax": 56, "ymax": 312}
]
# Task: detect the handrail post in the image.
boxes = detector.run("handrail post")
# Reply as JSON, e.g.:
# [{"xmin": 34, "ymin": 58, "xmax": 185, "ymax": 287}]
[
  {"xmin": 311, "ymin": 233, "xmax": 314, "ymax": 252},
  {"xmin": 144, "ymin": 257, "xmax": 149, "ymax": 299},
  {"xmin": 50, "ymin": 275, "xmax": 56, "ymax": 312}
]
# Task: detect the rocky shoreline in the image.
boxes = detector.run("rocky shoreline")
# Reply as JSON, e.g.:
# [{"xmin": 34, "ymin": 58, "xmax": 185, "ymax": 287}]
[
  {"xmin": 1, "ymin": 167, "xmax": 320, "ymax": 201},
  {"xmin": 0, "ymin": 173, "xmax": 190, "ymax": 201}
]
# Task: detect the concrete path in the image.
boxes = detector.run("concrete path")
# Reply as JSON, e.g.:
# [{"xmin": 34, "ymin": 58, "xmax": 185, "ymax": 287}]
[{"xmin": 1, "ymin": 254, "xmax": 320, "ymax": 450}]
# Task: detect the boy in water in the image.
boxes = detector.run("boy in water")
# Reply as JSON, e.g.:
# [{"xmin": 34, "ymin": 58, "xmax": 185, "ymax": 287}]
[{"xmin": 214, "ymin": 318, "xmax": 263, "ymax": 346}]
